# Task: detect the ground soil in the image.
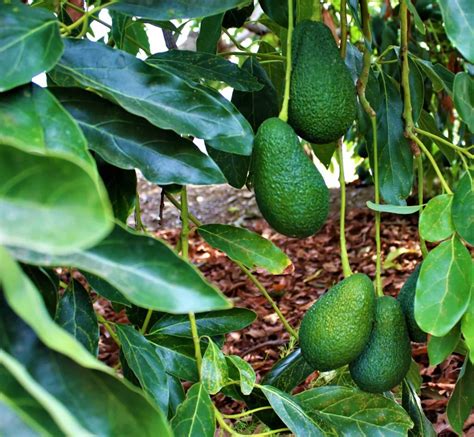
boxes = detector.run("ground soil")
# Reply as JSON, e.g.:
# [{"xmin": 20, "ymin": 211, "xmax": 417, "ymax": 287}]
[{"xmin": 96, "ymin": 180, "xmax": 473, "ymax": 436}]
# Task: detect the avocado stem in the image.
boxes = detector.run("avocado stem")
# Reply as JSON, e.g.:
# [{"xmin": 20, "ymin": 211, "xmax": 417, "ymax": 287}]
[{"xmin": 278, "ymin": 0, "xmax": 294, "ymax": 122}]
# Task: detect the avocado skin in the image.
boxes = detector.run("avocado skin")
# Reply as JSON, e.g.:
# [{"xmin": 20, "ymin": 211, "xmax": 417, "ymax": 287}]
[
  {"xmin": 252, "ymin": 117, "xmax": 329, "ymax": 238},
  {"xmin": 289, "ymin": 20, "xmax": 357, "ymax": 144},
  {"xmin": 299, "ymin": 274, "xmax": 376, "ymax": 371},
  {"xmin": 398, "ymin": 264, "xmax": 427, "ymax": 343},
  {"xmin": 350, "ymin": 296, "xmax": 412, "ymax": 393}
]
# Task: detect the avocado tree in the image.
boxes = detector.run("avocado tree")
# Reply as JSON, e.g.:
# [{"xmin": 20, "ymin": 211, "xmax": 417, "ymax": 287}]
[{"xmin": 0, "ymin": 0, "xmax": 472, "ymax": 435}]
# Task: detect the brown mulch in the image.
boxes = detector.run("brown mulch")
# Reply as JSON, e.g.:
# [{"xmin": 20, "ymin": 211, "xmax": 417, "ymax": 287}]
[{"xmin": 96, "ymin": 184, "xmax": 472, "ymax": 436}]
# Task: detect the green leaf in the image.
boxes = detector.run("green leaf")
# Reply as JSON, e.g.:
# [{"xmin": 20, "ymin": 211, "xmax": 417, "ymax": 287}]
[
  {"xmin": 116, "ymin": 324, "xmax": 169, "ymax": 413},
  {"xmin": 259, "ymin": 0, "xmax": 293, "ymax": 28},
  {"xmin": 201, "ymin": 338, "xmax": 228, "ymax": 395},
  {"xmin": 259, "ymin": 41, "xmax": 285, "ymax": 107},
  {"xmin": 296, "ymin": 385, "xmax": 414, "ymax": 436},
  {"xmin": 97, "ymin": 161, "xmax": 136, "ymax": 222},
  {"xmin": 198, "ymin": 224, "xmax": 291, "ymax": 274},
  {"xmin": 55, "ymin": 280, "xmax": 99, "ymax": 356},
  {"xmin": 0, "ymin": 247, "xmax": 110, "ymax": 373},
  {"xmin": 417, "ymin": 110, "xmax": 456, "ymax": 161},
  {"xmin": 366, "ymin": 201, "xmax": 422, "ymax": 215},
  {"xmin": 22, "ymin": 265, "xmax": 58, "ymax": 318},
  {"xmin": 415, "ymin": 236, "xmax": 472, "ymax": 336},
  {"xmin": 111, "ymin": 11, "xmax": 150, "ymax": 56},
  {"xmin": 296, "ymin": 0, "xmax": 315, "ymax": 22},
  {"xmin": 147, "ymin": 50, "xmax": 263, "ymax": 92},
  {"xmin": 151, "ymin": 336, "xmax": 199, "ymax": 381},
  {"xmin": 167, "ymin": 374, "xmax": 185, "ymax": 418},
  {"xmin": 311, "ymin": 142, "xmax": 337, "ymax": 169},
  {"xmin": 452, "ymin": 173, "xmax": 474, "ymax": 245},
  {"xmin": 405, "ymin": 0, "xmax": 425, "ymax": 34},
  {"xmin": 0, "ymin": 351, "xmax": 89, "ymax": 436},
  {"xmin": 0, "ymin": 306, "xmax": 172, "ymax": 437},
  {"xmin": 0, "ymin": 3, "xmax": 63, "ymax": 91},
  {"xmin": 196, "ymin": 13, "xmax": 223, "ymax": 54},
  {"xmin": 454, "ymin": 73, "xmax": 474, "ymax": 132},
  {"xmin": 427, "ymin": 324, "xmax": 461, "ymax": 366},
  {"xmin": 170, "ymin": 383, "xmax": 215, "ymax": 437},
  {"xmin": 433, "ymin": 64, "xmax": 455, "ymax": 94},
  {"xmin": 9, "ymin": 224, "xmax": 231, "ymax": 313},
  {"xmin": 414, "ymin": 59, "xmax": 445, "ymax": 93},
  {"xmin": 149, "ymin": 308, "xmax": 256, "ymax": 337},
  {"xmin": 50, "ymin": 39, "xmax": 253, "ymax": 155},
  {"xmin": 260, "ymin": 385, "xmax": 327, "ymax": 435},
  {"xmin": 0, "ymin": 363, "xmax": 68, "ymax": 436},
  {"xmin": 409, "ymin": 58, "xmax": 424, "ymax": 123},
  {"xmin": 110, "ymin": 0, "xmax": 251, "ymax": 20},
  {"xmin": 0, "ymin": 84, "xmax": 94, "ymax": 169},
  {"xmin": 364, "ymin": 72, "xmax": 414, "ymax": 205},
  {"xmin": 438, "ymin": 0, "xmax": 474, "ymax": 63},
  {"xmin": 402, "ymin": 379, "xmax": 436, "ymax": 437},
  {"xmin": 52, "ymin": 87, "xmax": 225, "ymax": 186},
  {"xmin": 461, "ymin": 261, "xmax": 474, "ymax": 363},
  {"xmin": 226, "ymin": 355, "xmax": 256, "ymax": 395},
  {"xmin": 207, "ymin": 145, "xmax": 250, "ymax": 188},
  {"xmin": 419, "ymin": 194, "xmax": 455, "ymax": 242},
  {"xmin": 447, "ymin": 359, "xmax": 474, "ymax": 434},
  {"xmin": 83, "ymin": 272, "xmax": 130, "ymax": 307}
]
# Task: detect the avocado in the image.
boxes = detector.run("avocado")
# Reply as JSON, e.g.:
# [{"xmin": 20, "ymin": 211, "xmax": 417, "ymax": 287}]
[
  {"xmin": 289, "ymin": 21, "xmax": 357, "ymax": 144},
  {"xmin": 252, "ymin": 117, "xmax": 329, "ymax": 238},
  {"xmin": 299, "ymin": 274, "xmax": 376, "ymax": 371},
  {"xmin": 350, "ymin": 296, "xmax": 412, "ymax": 393},
  {"xmin": 398, "ymin": 264, "xmax": 427, "ymax": 342}
]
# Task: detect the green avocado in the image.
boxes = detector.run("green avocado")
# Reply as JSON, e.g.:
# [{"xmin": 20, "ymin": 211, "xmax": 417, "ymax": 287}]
[
  {"xmin": 252, "ymin": 117, "xmax": 329, "ymax": 238},
  {"xmin": 299, "ymin": 274, "xmax": 376, "ymax": 371},
  {"xmin": 350, "ymin": 296, "xmax": 412, "ymax": 393},
  {"xmin": 398, "ymin": 264, "xmax": 427, "ymax": 343},
  {"xmin": 289, "ymin": 20, "xmax": 357, "ymax": 144}
]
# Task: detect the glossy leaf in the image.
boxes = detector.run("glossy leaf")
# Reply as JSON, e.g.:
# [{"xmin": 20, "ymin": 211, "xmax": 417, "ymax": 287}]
[
  {"xmin": 116, "ymin": 324, "xmax": 169, "ymax": 413},
  {"xmin": 415, "ymin": 236, "xmax": 472, "ymax": 336},
  {"xmin": 149, "ymin": 308, "xmax": 256, "ymax": 338},
  {"xmin": 0, "ymin": 247, "xmax": 110, "ymax": 373},
  {"xmin": 365, "ymin": 72, "xmax": 414, "ymax": 204},
  {"xmin": 461, "ymin": 261, "xmax": 474, "ymax": 363},
  {"xmin": 207, "ymin": 145, "xmax": 250, "ymax": 188},
  {"xmin": 427, "ymin": 324, "xmax": 461, "ymax": 366},
  {"xmin": 259, "ymin": 0, "xmax": 293, "ymax": 27},
  {"xmin": 201, "ymin": 338, "xmax": 228, "ymax": 395},
  {"xmin": 170, "ymin": 383, "xmax": 215, "ymax": 437},
  {"xmin": 0, "ymin": 3, "xmax": 63, "ymax": 91},
  {"xmin": 260, "ymin": 385, "xmax": 327, "ymax": 435},
  {"xmin": 438, "ymin": 0, "xmax": 474, "ymax": 63},
  {"xmin": 9, "ymin": 224, "xmax": 231, "ymax": 313},
  {"xmin": 150, "ymin": 335, "xmax": 199, "ymax": 381},
  {"xmin": 226, "ymin": 355, "xmax": 256, "ymax": 395},
  {"xmin": 0, "ymin": 351, "xmax": 88, "ymax": 436},
  {"xmin": 406, "ymin": 0, "xmax": 425, "ymax": 34},
  {"xmin": 452, "ymin": 173, "xmax": 474, "ymax": 245},
  {"xmin": 453, "ymin": 73, "xmax": 474, "ymax": 131},
  {"xmin": 417, "ymin": 110, "xmax": 455, "ymax": 161},
  {"xmin": 83, "ymin": 272, "xmax": 130, "ymax": 307},
  {"xmin": 296, "ymin": 386, "xmax": 414, "ymax": 436},
  {"xmin": 111, "ymin": 11, "xmax": 150, "ymax": 56},
  {"xmin": 50, "ymin": 39, "xmax": 253, "ymax": 155},
  {"xmin": 447, "ymin": 359, "xmax": 474, "ymax": 434},
  {"xmin": 147, "ymin": 50, "xmax": 262, "ymax": 92},
  {"xmin": 402, "ymin": 379, "xmax": 436, "ymax": 437},
  {"xmin": 22, "ymin": 265, "xmax": 58, "ymax": 318},
  {"xmin": 55, "ymin": 280, "xmax": 99, "ymax": 356},
  {"xmin": 0, "ymin": 363, "xmax": 69, "ymax": 436},
  {"xmin": 259, "ymin": 41, "xmax": 285, "ymax": 107},
  {"xmin": 110, "ymin": 0, "xmax": 251, "ymax": 20},
  {"xmin": 0, "ymin": 306, "xmax": 171, "ymax": 437},
  {"xmin": 196, "ymin": 13, "xmax": 224, "ymax": 54},
  {"xmin": 167, "ymin": 375, "xmax": 185, "ymax": 418},
  {"xmin": 366, "ymin": 201, "xmax": 422, "ymax": 215},
  {"xmin": 419, "ymin": 194, "xmax": 455, "ymax": 242},
  {"xmin": 409, "ymin": 58, "xmax": 424, "ymax": 123},
  {"xmin": 414, "ymin": 59, "xmax": 446, "ymax": 93},
  {"xmin": 0, "ymin": 84, "xmax": 93, "ymax": 169},
  {"xmin": 198, "ymin": 224, "xmax": 291, "ymax": 274},
  {"xmin": 311, "ymin": 142, "xmax": 337, "ymax": 169},
  {"xmin": 52, "ymin": 87, "xmax": 226, "ymax": 186}
]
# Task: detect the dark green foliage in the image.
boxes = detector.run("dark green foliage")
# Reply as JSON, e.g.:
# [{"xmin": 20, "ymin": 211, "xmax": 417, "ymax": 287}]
[
  {"xmin": 299, "ymin": 274, "xmax": 376, "ymax": 371},
  {"xmin": 252, "ymin": 117, "xmax": 329, "ymax": 238},
  {"xmin": 350, "ymin": 296, "xmax": 412, "ymax": 393},
  {"xmin": 398, "ymin": 264, "xmax": 427, "ymax": 342},
  {"xmin": 222, "ymin": 3, "xmax": 254, "ymax": 28},
  {"xmin": 289, "ymin": 21, "xmax": 357, "ymax": 144}
]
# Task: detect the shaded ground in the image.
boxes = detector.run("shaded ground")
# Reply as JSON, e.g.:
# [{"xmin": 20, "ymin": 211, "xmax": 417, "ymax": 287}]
[{"xmin": 99, "ymin": 181, "xmax": 472, "ymax": 436}]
